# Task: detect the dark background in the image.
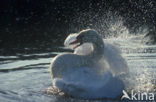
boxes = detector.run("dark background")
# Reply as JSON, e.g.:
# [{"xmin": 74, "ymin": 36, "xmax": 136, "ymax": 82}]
[{"xmin": 0, "ymin": 0, "xmax": 156, "ymax": 49}]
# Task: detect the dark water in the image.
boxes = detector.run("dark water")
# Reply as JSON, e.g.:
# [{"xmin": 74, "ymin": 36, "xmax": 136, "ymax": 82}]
[{"xmin": 0, "ymin": 35, "xmax": 156, "ymax": 102}]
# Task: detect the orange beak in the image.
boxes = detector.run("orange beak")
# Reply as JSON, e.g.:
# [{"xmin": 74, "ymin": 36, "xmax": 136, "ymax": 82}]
[{"xmin": 69, "ymin": 39, "xmax": 81, "ymax": 49}]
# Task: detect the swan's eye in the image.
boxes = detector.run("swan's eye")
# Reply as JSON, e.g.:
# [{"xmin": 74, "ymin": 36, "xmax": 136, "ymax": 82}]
[
  {"xmin": 77, "ymin": 35, "xmax": 84, "ymax": 40},
  {"xmin": 81, "ymin": 35, "xmax": 84, "ymax": 38}
]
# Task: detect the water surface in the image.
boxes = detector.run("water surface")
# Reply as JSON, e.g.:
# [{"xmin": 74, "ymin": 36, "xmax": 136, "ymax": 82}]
[{"xmin": 0, "ymin": 35, "xmax": 156, "ymax": 102}]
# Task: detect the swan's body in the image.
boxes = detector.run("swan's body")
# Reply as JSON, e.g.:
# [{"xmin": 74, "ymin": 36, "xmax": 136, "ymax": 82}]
[
  {"xmin": 51, "ymin": 30, "xmax": 105, "ymax": 78},
  {"xmin": 51, "ymin": 53, "xmax": 92, "ymax": 78},
  {"xmin": 50, "ymin": 29, "xmax": 128, "ymax": 99}
]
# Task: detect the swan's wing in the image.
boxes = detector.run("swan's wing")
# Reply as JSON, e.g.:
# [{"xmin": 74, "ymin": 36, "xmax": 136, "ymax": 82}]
[
  {"xmin": 104, "ymin": 42, "xmax": 129, "ymax": 76},
  {"xmin": 104, "ymin": 42, "xmax": 121, "ymax": 54}
]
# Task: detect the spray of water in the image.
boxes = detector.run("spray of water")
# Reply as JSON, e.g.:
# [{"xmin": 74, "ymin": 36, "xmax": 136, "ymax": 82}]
[
  {"xmin": 68, "ymin": 10, "xmax": 155, "ymax": 93},
  {"xmin": 98, "ymin": 12, "xmax": 155, "ymax": 93}
]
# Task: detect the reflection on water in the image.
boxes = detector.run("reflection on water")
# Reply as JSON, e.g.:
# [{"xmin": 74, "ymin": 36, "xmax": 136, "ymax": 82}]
[{"xmin": 0, "ymin": 35, "xmax": 156, "ymax": 102}]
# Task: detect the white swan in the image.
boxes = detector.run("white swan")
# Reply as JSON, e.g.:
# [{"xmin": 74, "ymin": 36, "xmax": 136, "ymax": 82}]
[{"xmin": 50, "ymin": 29, "xmax": 128, "ymax": 99}]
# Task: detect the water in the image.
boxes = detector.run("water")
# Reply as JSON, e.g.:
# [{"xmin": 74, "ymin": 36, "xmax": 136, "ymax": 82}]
[{"xmin": 0, "ymin": 35, "xmax": 156, "ymax": 102}]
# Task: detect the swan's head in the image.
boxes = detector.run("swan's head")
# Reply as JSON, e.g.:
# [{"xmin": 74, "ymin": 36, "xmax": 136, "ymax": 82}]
[{"xmin": 69, "ymin": 29, "xmax": 102, "ymax": 49}]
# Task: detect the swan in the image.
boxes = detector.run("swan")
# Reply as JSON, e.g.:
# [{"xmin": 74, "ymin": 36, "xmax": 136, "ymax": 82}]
[{"xmin": 50, "ymin": 29, "xmax": 127, "ymax": 99}]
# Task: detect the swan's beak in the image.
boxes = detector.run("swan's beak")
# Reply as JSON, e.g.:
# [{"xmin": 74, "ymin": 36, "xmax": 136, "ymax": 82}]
[
  {"xmin": 69, "ymin": 39, "xmax": 80, "ymax": 44},
  {"xmin": 69, "ymin": 39, "xmax": 81, "ymax": 49}
]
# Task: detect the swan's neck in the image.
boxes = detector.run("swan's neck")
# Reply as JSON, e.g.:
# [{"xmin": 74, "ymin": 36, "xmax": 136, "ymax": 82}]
[{"xmin": 85, "ymin": 39, "xmax": 104, "ymax": 61}]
